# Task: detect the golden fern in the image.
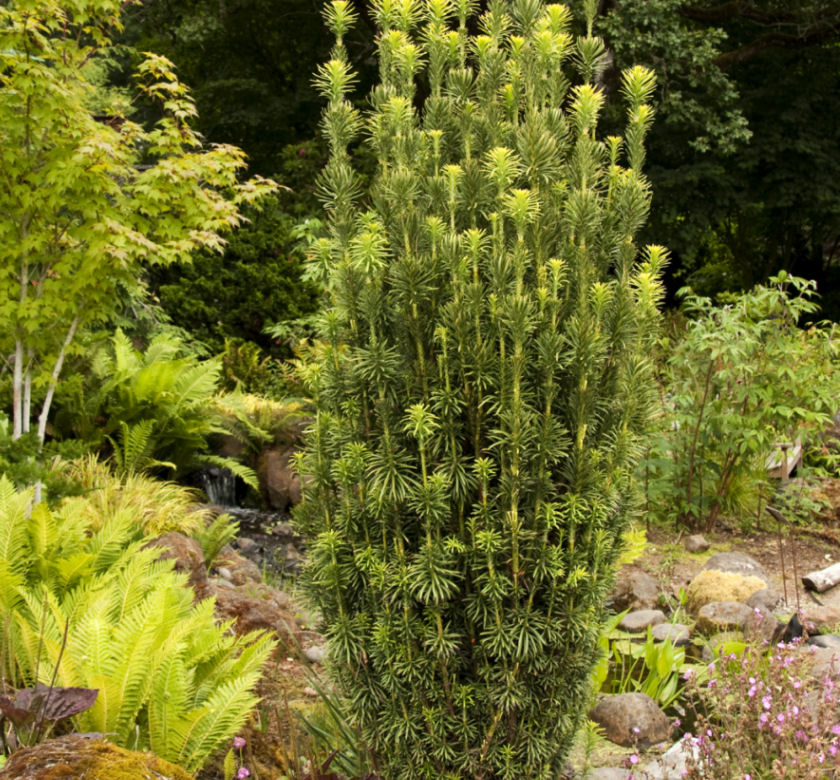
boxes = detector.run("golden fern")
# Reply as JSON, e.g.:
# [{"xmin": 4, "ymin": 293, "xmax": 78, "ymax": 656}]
[{"xmin": 0, "ymin": 476, "xmax": 275, "ymax": 771}]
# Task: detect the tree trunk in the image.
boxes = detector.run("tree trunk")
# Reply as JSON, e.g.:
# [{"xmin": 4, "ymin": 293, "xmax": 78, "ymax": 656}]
[
  {"xmin": 36, "ymin": 316, "xmax": 79, "ymax": 446},
  {"xmin": 12, "ymin": 339, "xmax": 24, "ymax": 440}
]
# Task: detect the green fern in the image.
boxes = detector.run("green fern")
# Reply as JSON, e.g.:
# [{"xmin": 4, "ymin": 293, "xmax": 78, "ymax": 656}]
[
  {"xmin": 197, "ymin": 513, "xmax": 240, "ymax": 570},
  {"xmin": 107, "ymin": 420, "xmax": 177, "ymax": 476},
  {"xmin": 54, "ymin": 330, "xmax": 261, "ymax": 484}
]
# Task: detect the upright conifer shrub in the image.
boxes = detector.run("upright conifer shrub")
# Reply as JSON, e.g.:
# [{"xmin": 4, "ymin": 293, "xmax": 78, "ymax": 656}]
[{"xmin": 296, "ymin": 0, "xmax": 666, "ymax": 776}]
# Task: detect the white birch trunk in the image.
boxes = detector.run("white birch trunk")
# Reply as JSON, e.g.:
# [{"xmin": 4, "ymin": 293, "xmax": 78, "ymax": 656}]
[
  {"xmin": 12, "ymin": 339, "xmax": 23, "ymax": 440},
  {"xmin": 36, "ymin": 316, "xmax": 79, "ymax": 446}
]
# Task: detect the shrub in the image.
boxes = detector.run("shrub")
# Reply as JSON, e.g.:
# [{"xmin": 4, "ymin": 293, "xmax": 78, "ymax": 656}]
[
  {"xmin": 641, "ymin": 274, "xmax": 840, "ymax": 532},
  {"xmin": 681, "ymin": 641, "xmax": 840, "ymax": 778},
  {"xmin": 294, "ymin": 0, "xmax": 665, "ymax": 775},
  {"xmin": 0, "ymin": 475, "xmax": 274, "ymax": 773},
  {"xmin": 147, "ymin": 196, "xmax": 321, "ymax": 356}
]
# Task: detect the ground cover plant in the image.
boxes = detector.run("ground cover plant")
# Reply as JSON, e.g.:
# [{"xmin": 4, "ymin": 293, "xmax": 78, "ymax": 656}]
[
  {"xmin": 0, "ymin": 473, "xmax": 274, "ymax": 774},
  {"xmin": 294, "ymin": 0, "xmax": 666, "ymax": 775},
  {"xmin": 679, "ymin": 641, "xmax": 840, "ymax": 779}
]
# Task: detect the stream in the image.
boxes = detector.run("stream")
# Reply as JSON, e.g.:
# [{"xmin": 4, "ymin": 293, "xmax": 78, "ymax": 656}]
[{"xmin": 192, "ymin": 467, "xmax": 305, "ymax": 577}]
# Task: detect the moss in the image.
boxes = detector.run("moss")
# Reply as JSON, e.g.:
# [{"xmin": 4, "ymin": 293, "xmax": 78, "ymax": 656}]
[
  {"xmin": 0, "ymin": 735, "xmax": 193, "ymax": 780},
  {"xmin": 686, "ymin": 569, "xmax": 766, "ymax": 615}
]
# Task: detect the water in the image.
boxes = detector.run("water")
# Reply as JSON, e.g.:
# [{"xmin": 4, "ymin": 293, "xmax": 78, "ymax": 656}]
[
  {"xmin": 192, "ymin": 466, "xmax": 303, "ymax": 576},
  {"xmin": 193, "ymin": 466, "xmax": 238, "ymax": 506}
]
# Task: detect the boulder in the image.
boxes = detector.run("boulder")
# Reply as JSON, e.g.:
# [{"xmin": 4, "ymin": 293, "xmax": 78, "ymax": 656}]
[
  {"xmin": 745, "ymin": 587, "xmax": 781, "ymax": 613},
  {"xmin": 683, "ymin": 534, "xmax": 710, "ymax": 553},
  {"xmin": 589, "ymin": 693, "xmax": 671, "ymax": 748},
  {"xmin": 639, "ymin": 739, "xmax": 697, "ymax": 780},
  {"xmin": 809, "ymin": 634, "xmax": 840, "ymax": 651},
  {"xmin": 257, "ymin": 446, "xmax": 302, "ymax": 511},
  {"xmin": 805, "ymin": 646, "xmax": 840, "ymax": 681},
  {"xmin": 214, "ymin": 546, "xmax": 262, "ymax": 585},
  {"xmin": 686, "ymin": 569, "xmax": 766, "ymax": 615},
  {"xmin": 741, "ymin": 608, "xmax": 782, "ymax": 644},
  {"xmin": 620, "ymin": 609, "xmax": 667, "ymax": 633},
  {"xmin": 650, "ymin": 623, "xmax": 691, "ymax": 646},
  {"xmin": 800, "ymin": 604, "xmax": 840, "ymax": 634},
  {"xmin": 702, "ymin": 552, "xmax": 769, "ymax": 585},
  {"xmin": 696, "ymin": 601, "xmax": 753, "ymax": 634},
  {"xmin": 585, "ymin": 769, "xmax": 628, "ymax": 780},
  {"xmin": 0, "ymin": 735, "xmax": 192, "ymax": 779},
  {"xmin": 304, "ymin": 645, "xmax": 327, "ymax": 665},
  {"xmin": 144, "ymin": 532, "xmax": 207, "ymax": 593},
  {"xmin": 208, "ymin": 581, "xmax": 300, "ymax": 650},
  {"xmin": 611, "ymin": 568, "xmax": 661, "ymax": 612}
]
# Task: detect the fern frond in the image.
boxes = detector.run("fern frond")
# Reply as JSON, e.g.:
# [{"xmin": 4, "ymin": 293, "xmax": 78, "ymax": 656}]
[
  {"xmin": 173, "ymin": 676, "xmax": 264, "ymax": 773},
  {"xmin": 195, "ymin": 455, "xmax": 259, "ymax": 491}
]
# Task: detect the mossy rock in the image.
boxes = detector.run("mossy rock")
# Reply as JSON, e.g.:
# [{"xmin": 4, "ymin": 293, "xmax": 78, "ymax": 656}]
[
  {"xmin": 0, "ymin": 735, "xmax": 193, "ymax": 779},
  {"xmin": 686, "ymin": 569, "xmax": 766, "ymax": 616}
]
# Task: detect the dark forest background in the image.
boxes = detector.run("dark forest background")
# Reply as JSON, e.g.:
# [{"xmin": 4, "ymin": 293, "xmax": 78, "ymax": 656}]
[{"xmin": 122, "ymin": 0, "xmax": 840, "ymax": 346}]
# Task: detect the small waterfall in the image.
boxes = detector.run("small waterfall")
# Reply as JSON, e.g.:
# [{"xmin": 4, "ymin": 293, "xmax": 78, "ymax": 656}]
[{"xmin": 194, "ymin": 466, "xmax": 238, "ymax": 506}]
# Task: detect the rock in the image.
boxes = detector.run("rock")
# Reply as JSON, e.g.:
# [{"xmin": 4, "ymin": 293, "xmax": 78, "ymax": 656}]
[
  {"xmin": 686, "ymin": 569, "xmax": 766, "ymax": 615},
  {"xmin": 800, "ymin": 605, "xmax": 840, "ymax": 634},
  {"xmin": 217, "ymin": 566, "xmax": 233, "ymax": 581},
  {"xmin": 639, "ymin": 739, "xmax": 697, "ymax": 780},
  {"xmin": 0, "ymin": 734, "xmax": 192, "ymax": 779},
  {"xmin": 589, "ymin": 693, "xmax": 671, "ymax": 748},
  {"xmin": 805, "ymin": 646, "xmax": 840, "ymax": 681},
  {"xmin": 620, "ymin": 609, "xmax": 667, "ymax": 633},
  {"xmin": 257, "ymin": 446, "xmax": 302, "ymax": 511},
  {"xmin": 745, "ymin": 587, "xmax": 781, "ymax": 613},
  {"xmin": 235, "ymin": 536, "xmax": 260, "ymax": 555},
  {"xmin": 214, "ymin": 548, "xmax": 263, "ymax": 586},
  {"xmin": 650, "ymin": 623, "xmax": 691, "ymax": 646},
  {"xmin": 208, "ymin": 582, "xmax": 301, "ymax": 650},
  {"xmin": 809, "ymin": 634, "xmax": 840, "ymax": 650},
  {"xmin": 696, "ymin": 601, "xmax": 753, "ymax": 634},
  {"xmin": 611, "ymin": 568, "xmax": 661, "ymax": 612},
  {"xmin": 304, "ymin": 645, "xmax": 327, "ymax": 665},
  {"xmin": 683, "ymin": 534, "xmax": 710, "ymax": 553},
  {"xmin": 702, "ymin": 552, "xmax": 769, "ymax": 585},
  {"xmin": 741, "ymin": 608, "xmax": 782, "ymax": 644},
  {"xmin": 144, "ymin": 532, "xmax": 207, "ymax": 594},
  {"xmin": 284, "ymin": 543, "xmax": 303, "ymax": 574},
  {"xmin": 272, "ymin": 521, "xmax": 295, "ymax": 538},
  {"xmin": 584, "ymin": 769, "xmax": 628, "ymax": 780}
]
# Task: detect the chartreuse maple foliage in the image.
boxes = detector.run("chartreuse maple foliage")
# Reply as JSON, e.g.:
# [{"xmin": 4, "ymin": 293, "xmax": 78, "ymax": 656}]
[
  {"xmin": 294, "ymin": 0, "xmax": 666, "ymax": 777},
  {"xmin": 0, "ymin": 0, "xmax": 274, "ymax": 447}
]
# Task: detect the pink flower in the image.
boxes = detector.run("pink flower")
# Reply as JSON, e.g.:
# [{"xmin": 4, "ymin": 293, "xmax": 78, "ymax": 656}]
[
  {"xmin": 237, "ymin": 769, "xmax": 251, "ymax": 779},
  {"xmin": 629, "ymin": 754, "xmax": 639, "ymax": 765},
  {"xmin": 233, "ymin": 736, "xmax": 246, "ymax": 749},
  {"xmin": 832, "ymin": 724, "xmax": 840, "ymax": 736}
]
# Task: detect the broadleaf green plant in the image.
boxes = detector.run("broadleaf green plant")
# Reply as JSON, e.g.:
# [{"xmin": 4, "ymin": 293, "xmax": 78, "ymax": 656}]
[
  {"xmin": 0, "ymin": 475, "xmax": 274, "ymax": 774},
  {"xmin": 294, "ymin": 0, "xmax": 665, "ymax": 776},
  {"xmin": 641, "ymin": 273, "xmax": 840, "ymax": 532}
]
